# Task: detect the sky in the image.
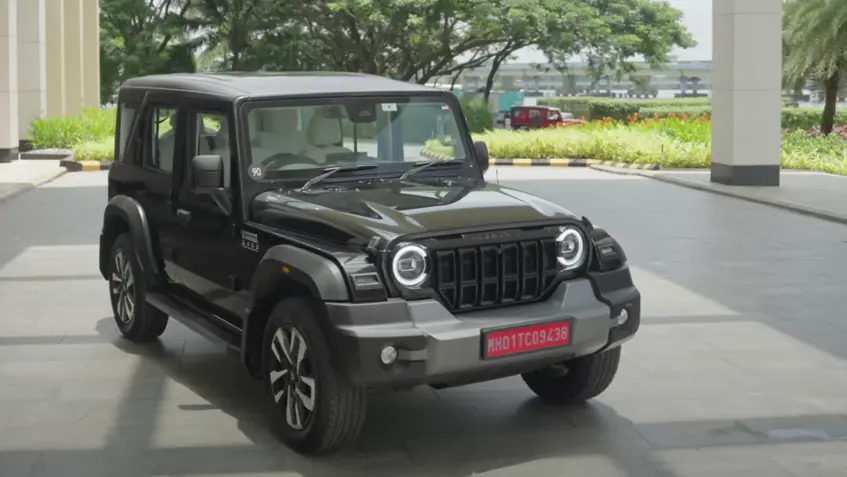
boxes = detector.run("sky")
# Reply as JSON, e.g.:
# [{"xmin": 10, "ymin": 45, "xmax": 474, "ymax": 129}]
[{"xmin": 513, "ymin": 0, "xmax": 712, "ymax": 63}]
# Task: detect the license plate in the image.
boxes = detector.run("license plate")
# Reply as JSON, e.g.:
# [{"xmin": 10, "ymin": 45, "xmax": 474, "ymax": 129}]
[{"xmin": 482, "ymin": 320, "xmax": 572, "ymax": 359}]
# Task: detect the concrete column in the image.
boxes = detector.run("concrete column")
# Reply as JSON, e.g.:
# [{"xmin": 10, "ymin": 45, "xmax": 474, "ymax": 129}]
[
  {"xmin": 45, "ymin": 0, "xmax": 65, "ymax": 117},
  {"xmin": 0, "ymin": 0, "xmax": 19, "ymax": 162},
  {"xmin": 81, "ymin": 0, "xmax": 100, "ymax": 108},
  {"xmin": 17, "ymin": 0, "xmax": 47, "ymax": 146},
  {"xmin": 62, "ymin": 0, "xmax": 83, "ymax": 116},
  {"xmin": 711, "ymin": 0, "xmax": 783, "ymax": 186}
]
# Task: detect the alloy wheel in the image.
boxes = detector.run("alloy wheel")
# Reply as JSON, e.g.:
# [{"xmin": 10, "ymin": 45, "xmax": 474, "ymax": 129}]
[
  {"xmin": 110, "ymin": 251, "xmax": 136, "ymax": 324},
  {"xmin": 269, "ymin": 326, "xmax": 316, "ymax": 430}
]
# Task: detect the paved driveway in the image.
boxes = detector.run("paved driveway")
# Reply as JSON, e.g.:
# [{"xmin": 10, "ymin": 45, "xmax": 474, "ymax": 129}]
[{"xmin": 2, "ymin": 168, "xmax": 847, "ymax": 477}]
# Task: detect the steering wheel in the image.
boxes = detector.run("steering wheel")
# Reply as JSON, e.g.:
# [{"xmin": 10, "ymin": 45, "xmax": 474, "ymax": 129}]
[{"xmin": 260, "ymin": 152, "xmax": 320, "ymax": 170}]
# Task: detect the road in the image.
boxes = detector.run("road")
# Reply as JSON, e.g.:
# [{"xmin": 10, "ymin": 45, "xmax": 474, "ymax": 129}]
[{"xmin": 2, "ymin": 168, "xmax": 847, "ymax": 477}]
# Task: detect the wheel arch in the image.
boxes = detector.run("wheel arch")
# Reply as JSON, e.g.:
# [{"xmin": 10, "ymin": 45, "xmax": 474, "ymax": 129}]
[
  {"xmin": 241, "ymin": 244, "xmax": 350, "ymax": 378},
  {"xmin": 100, "ymin": 195, "xmax": 162, "ymax": 287}
]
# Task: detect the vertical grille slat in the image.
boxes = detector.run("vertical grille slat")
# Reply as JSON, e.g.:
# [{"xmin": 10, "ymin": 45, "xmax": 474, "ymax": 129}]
[{"xmin": 431, "ymin": 236, "xmax": 559, "ymax": 312}]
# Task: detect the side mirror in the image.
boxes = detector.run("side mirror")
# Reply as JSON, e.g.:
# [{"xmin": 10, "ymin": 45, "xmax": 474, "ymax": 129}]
[
  {"xmin": 473, "ymin": 141, "xmax": 489, "ymax": 175},
  {"xmin": 190, "ymin": 155, "xmax": 231, "ymax": 215}
]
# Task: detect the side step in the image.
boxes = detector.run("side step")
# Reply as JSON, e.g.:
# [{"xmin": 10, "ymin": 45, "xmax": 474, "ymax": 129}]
[{"xmin": 146, "ymin": 292, "xmax": 240, "ymax": 350}]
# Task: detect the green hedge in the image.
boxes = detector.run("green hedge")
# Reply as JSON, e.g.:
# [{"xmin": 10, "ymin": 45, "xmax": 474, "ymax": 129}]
[
  {"xmin": 538, "ymin": 96, "xmax": 805, "ymax": 122},
  {"xmin": 538, "ymin": 97, "xmax": 711, "ymax": 119},
  {"xmin": 636, "ymin": 106, "xmax": 847, "ymax": 130},
  {"xmin": 422, "ymin": 119, "xmax": 847, "ymax": 175}
]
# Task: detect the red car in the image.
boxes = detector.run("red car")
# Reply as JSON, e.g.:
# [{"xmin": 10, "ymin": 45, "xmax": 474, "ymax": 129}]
[{"xmin": 508, "ymin": 105, "xmax": 584, "ymax": 129}]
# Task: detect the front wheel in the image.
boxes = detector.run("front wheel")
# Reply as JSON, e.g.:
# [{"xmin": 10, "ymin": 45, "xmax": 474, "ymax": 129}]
[
  {"xmin": 262, "ymin": 297, "xmax": 368, "ymax": 455},
  {"xmin": 521, "ymin": 347, "xmax": 621, "ymax": 405}
]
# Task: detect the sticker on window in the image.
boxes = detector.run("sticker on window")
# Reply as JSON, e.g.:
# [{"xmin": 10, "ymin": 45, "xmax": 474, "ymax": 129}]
[{"xmin": 381, "ymin": 103, "xmax": 398, "ymax": 112}]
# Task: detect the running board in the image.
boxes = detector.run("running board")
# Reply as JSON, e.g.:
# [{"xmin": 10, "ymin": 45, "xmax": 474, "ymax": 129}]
[{"xmin": 146, "ymin": 292, "xmax": 240, "ymax": 350}]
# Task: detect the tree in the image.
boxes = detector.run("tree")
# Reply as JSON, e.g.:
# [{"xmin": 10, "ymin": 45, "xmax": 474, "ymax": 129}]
[
  {"xmin": 543, "ymin": 0, "xmax": 695, "ymax": 85},
  {"xmin": 783, "ymin": 0, "xmax": 847, "ymax": 134},
  {"xmin": 474, "ymin": 0, "xmax": 600, "ymax": 102},
  {"xmin": 99, "ymin": 0, "xmax": 198, "ymax": 102},
  {"xmin": 98, "ymin": 0, "xmax": 695, "ymax": 104}
]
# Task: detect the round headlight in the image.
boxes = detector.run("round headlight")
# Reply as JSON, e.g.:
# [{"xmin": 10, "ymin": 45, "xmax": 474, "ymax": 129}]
[
  {"xmin": 556, "ymin": 227, "xmax": 586, "ymax": 270},
  {"xmin": 391, "ymin": 244, "xmax": 429, "ymax": 287}
]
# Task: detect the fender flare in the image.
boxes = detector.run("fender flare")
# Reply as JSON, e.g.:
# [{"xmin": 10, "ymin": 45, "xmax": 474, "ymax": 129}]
[
  {"xmin": 100, "ymin": 195, "xmax": 161, "ymax": 287},
  {"xmin": 240, "ymin": 244, "xmax": 350, "ymax": 373}
]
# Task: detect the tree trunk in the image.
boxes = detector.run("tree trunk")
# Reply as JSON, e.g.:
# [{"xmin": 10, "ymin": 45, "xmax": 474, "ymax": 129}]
[
  {"xmin": 483, "ymin": 53, "xmax": 507, "ymax": 103},
  {"xmin": 822, "ymin": 70, "xmax": 840, "ymax": 135},
  {"xmin": 449, "ymin": 72, "xmax": 461, "ymax": 91}
]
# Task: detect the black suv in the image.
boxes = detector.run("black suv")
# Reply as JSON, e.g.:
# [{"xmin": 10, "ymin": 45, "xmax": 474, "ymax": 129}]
[{"xmin": 99, "ymin": 72, "xmax": 641, "ymax": 455}]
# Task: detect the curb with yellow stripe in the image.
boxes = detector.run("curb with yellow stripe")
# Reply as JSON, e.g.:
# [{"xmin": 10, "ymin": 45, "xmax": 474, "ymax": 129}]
[
  {"xmin": 420, "ymin": 148, "xmax": 660, "ymax": 170},
  {"xmin": 61, "ymin": 152, "xmax": 660, "ymax": 172},
  {"xmin": 489, "ymin": 158, "xmax": 659, "ymax": 169},
  {"xmin": 60, "ymin": 159, "xmax": 112, "ymax": 172}
]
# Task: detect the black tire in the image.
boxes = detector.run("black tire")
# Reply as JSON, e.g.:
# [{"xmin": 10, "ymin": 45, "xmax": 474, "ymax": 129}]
[
  {"xmin": 521, "ymin": 347, "xmax": 621, "ymax": 405},
  {"xmin": 108, "ymin": 233, "xmax": 169, "ymax": 342},
  {"xmin": 261, "ymin": 297, "xmax": 368, "ymax": 455}
]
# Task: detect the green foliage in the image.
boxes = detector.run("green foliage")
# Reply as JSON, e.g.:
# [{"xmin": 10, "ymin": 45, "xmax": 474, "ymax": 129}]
[
  {"xmin": 99, "ymin": 0, "xmax": 199, "ymax": 103},
  {"xmin": 637, "ymin": 106, "xmax": 712, "ymax": 119},
  {"xmin": 538, "ymin": 97, "xmax": 710, "ymax": 119},
  {"xmin": 99, "ymin": 0, "xmax": 695, "ymax": 101},
  {"xmin": 74, "ymin": 139, "xmax": 115, "ymax": 162},
  {"xmin": 537, "ymin": 97, "xmax": 845, "ymax": 130},
  {"xmin": 29, "ymin": 108, "xmax": 116, "ymax": 149},
  {"xmin": 782, "ymin": 108, "xmax": 847, "ymax": 130},
  {"xmin": 782, "ymin": 0, "xmax": 847, "ymax": 133},
  {"xmin": 434, "ymin": 117, "xmax": 847, "ymax": 175},
  {"xmin": 460, "ymin": 97, "xmax": 494, "ymax": 133},
  {"xmin": 541, "ymin": 0, "xmax": 695, "ymax": 82}
]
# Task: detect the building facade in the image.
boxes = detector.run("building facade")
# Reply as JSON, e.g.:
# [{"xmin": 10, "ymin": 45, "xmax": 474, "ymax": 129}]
[
  {"xmin": 454, "ymin": 61, "xmax": 714, "ymax": 96},
  {"xmin": 0, "ymin": 0, "xmax": 100, "ymax": 162}
]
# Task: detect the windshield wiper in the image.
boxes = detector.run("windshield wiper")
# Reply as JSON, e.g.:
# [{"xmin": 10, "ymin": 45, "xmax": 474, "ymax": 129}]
[
  {"xmin": 398, "ymin": 160, "xmax": 461, "ymax": 182},
  {"xmin": 298, "ymin": 164, "xmax": 379, "ymax": 192}
]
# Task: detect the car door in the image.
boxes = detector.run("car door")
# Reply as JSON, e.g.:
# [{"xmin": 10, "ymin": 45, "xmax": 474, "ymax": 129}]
[
  {"xmin": 119, "ymin": 93, "xmax": 186, "ymax": 287},
  {"xmin": 170, "ymin": 103, "xmax": 244, "ymax": 325}
]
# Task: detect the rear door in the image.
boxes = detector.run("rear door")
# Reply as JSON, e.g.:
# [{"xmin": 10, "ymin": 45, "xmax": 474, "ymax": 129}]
[{"xmin": 117, "ymin": 91, "xmax": 187, "ymax": 286}]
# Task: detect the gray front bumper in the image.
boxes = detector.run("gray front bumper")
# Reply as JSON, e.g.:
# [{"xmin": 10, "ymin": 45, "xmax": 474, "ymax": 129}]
[{"xmin": 324, "ymin": 278, "xmax": 639, "ymax": 388}]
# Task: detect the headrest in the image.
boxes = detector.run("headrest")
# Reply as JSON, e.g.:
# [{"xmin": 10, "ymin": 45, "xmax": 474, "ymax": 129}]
[
  {"xmin": 306, "ymin": 111, "xmax": 342, "ymax": 147},
  {"xmin": 263, "ymin": 109, "xmax": 299, "ymax": 132}
]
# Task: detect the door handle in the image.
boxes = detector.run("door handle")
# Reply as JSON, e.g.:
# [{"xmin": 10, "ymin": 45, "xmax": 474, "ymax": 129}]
[{"xmin": 176, "ymin": 209, "xmax": 192, "ymax": 224}]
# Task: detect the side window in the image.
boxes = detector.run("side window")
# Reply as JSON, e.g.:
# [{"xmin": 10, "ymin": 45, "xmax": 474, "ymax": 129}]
[
  {"xmin": 194, "ymin": 112, "xmax": 231, "ymax": 187},
  {"xmin": 117, "ymin": 103, "xmax": 137, "ymax": 161},
  {"xmin": 145, "ymin": 108, "xmax": 178, "ymax": 173}
]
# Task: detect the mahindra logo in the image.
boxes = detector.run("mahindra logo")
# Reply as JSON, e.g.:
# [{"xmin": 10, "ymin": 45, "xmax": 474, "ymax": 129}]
[{"xmin": 465, "ymin": 231, "xmax": 512, "ymax": 242}]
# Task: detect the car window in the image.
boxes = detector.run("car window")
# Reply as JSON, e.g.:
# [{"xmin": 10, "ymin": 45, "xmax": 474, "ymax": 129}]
[
  {"xmin": 245, "ymin": 97, "xmax": 469, "ymax": 177},
  {"xmin": 117, "ymin": 103, "xmax": 137, "ymax": 161},
  {"xmin": 145, "ymin": 108, "xmax": 177, "ymax": 173},
  {"xmin": 194, "ymin": 112, "xmax": 231, "ymax": 187}
]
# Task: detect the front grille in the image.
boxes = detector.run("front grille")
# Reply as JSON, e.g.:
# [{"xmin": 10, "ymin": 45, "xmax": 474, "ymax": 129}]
[{"xmin": 432, "ymin": 238, "xmax": 560, "ymax": 312}]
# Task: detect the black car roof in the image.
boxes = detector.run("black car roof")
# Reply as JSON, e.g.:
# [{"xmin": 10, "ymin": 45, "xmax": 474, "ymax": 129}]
[{"xmin": 120, "ymin": 72, "xmax": 442, "ymax": 100}]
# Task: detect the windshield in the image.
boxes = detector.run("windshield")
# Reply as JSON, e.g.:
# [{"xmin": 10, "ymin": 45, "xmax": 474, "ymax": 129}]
[{"xmin": 243, "ymin": 96, "xmax": 470, "ymax": 181}]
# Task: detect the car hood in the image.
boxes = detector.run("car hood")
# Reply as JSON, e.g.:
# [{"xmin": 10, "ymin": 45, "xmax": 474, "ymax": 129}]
[{"xmin": 251, "ymin": 180, "xmax": 581, "ymax": 246}]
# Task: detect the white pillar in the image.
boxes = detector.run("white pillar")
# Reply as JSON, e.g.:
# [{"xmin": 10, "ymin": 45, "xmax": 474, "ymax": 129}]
[
  {"xmin": 81, "ymin": 0, "xmax": 100, "ymax": 108},
  {"xmin": 17, "ymin": 0, "xmax": 47, "ymax": 145},
  {"xmin": 0, "ymin": 0, "xmax": 19, "ymax": 162},
  {"xmin": 62, "ymin": 0, "xmax": 83, "ymax": 116},
  {"xmin": 711, "ymin": 0, "xmax": 783, "ymax": 186},
  {"xmin": 45, "ymin": 0, "xmax": 65, "ymax": 117}
]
